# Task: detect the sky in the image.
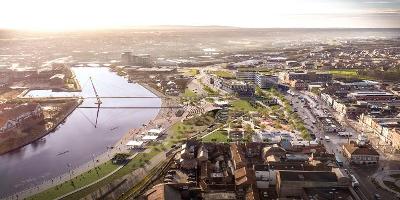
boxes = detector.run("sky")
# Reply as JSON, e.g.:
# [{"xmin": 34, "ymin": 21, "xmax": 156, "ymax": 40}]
[{"xmin": 0, "ymin": 0, "xmax": 400, "ymax": 30}]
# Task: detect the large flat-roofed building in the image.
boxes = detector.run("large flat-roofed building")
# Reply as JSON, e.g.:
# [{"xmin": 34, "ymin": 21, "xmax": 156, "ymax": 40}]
[
  {"xmin": 120, "ymin": 52, "xmax": 153, "ymax": 67},
  {"xmin": 279, "ymin": 71, "xmax": 332, "ymax": 83},
  {"xmin": 276, "ymin": 171, "xmax": 338, "ymax": 198},
  {"xmin": 132, "ymin": 54, "xmax": 152, "ymax": 67},
  {"xmin": 121, "ymin": 51, "xmax": 132, "ymax": 65},
  {"xmin": 255, "ymin": 74, "xmax": 271, "ymax": 89},
  {"xmin": 302, "ymin": 187, "xmax": 362, "ymax": 200},
  {"xmin": 348, "ymin": 91, "xmax": 396, "ymax": 101},
  {"xmin": 236, "ymin": 70, "xmax": 256, "ymax": 83},
  {"xmin": 219, "ymin": 80, "xmax": 255, "ymax": 97},
  {"xmin": 334, "ymin": 78, "xmax": 379, "ymax": 90},
  {"xmin": 278, "ymin": 71, "xmax": 332, "ymax": 90},
  {"xmin": 235, "ymin": 70, "xmax": 276, "ymax": 89}
]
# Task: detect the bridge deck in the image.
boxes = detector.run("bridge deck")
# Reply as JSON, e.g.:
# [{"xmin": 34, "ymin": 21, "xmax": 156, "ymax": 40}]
[
  {"xmin": 78, "ymin": 106, "xmax": 181, "ymax": 109},
  {"xmin": 84, "ymin": 96, "xmax": 164, "ymax": 99}
]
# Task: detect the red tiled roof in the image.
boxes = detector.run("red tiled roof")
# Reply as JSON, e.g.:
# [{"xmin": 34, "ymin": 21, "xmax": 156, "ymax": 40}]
[{"xmin": 343, "ymin": 143, "xmax": 379, "ymax": 156}]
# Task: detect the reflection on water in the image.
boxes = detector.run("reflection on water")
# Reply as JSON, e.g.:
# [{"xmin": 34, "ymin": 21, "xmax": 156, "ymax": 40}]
[{"xmin": 0, "ymin": 67, "xmax": 161, "ymax": 197}]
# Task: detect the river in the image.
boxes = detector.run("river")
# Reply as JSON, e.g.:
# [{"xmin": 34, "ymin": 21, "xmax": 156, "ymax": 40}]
[{"xmin": 0, "ymin": 67, "xmax": 161, "ymax": 197}]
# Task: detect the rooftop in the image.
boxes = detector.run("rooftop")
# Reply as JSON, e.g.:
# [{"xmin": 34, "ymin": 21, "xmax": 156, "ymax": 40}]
[
  {"xmin": 343, "ymin": 143, "xmax": 379, "ymax": 156},
  {"xmin": 278, "ymin": 171, "xmax": 338, "ymax": 182}
]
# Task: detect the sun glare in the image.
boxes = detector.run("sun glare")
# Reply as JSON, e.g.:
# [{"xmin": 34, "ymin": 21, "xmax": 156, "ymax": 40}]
[{"xmin": 0, "ymin": 0, "xmax": 398, "ymax": 30}]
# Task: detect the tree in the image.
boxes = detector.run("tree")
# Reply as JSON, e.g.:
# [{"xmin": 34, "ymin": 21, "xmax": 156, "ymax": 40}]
[
  {"xmin": 244, "ymin": 124, "xmax": 255, "ymax": 141},
  {"xmin": 260, "ymin": 123, "xmax": 267, "ymax": 131}
]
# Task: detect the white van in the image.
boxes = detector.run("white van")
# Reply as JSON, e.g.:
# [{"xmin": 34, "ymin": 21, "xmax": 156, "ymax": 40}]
[
  {"xmin": 350, "ymin": 175, "xmax": 359, "ymax": 187},
  {"xmin": 324, "ymin": 136, "xmax": 331, "ymax": 142},
  {"xmin": 338, "ymin": 132, "xmax": 353, "ymax": 137}
]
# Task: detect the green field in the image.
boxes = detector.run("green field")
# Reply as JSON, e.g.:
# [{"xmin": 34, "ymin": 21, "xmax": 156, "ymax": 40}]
[
  {"xmin": 203, "ymin": 85, "xmax": 219, "ymax": 95},
  {"xmin": 231, "ymin": 99, "xmax": 256, "ymax": 112},
  {"xmin": 183, "ymin": 68, "xmax": 199, "ymax": 76},
  {"xmin": 202, "ymin": 130, "xmax": 228, "ymax": 143},
  {"xmin": 211, "ymin": 70, "xmax": 235, "ymax": 78},
  {"xmin": 328, "ymin": 69, "xmax": 358, "ymax": 77},
  {"xmin": 183, "ymin": 88, "xmax": 197, "ymax": 98}
]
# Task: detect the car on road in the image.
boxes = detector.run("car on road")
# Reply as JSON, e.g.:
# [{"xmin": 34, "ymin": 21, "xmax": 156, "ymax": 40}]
[
  {"xmin": 350, "ymin": 174, "xmax": 359, "ymax": 187},
  {"xmin": 324, "ymin": 136, "xmax": 331, "ymax": 142},
  {"xmin": 338, "ymin": 131, "xmax": 353, "ymax": 137},
  {"xmin": 374, "ymin": 193, "xmax": 381, "ymax": 199}
]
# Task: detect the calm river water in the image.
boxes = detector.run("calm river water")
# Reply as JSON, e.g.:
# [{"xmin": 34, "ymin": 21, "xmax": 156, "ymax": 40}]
[{"xmin": 0, "ymin": 67, "xmax": 161, "ymax": 197}]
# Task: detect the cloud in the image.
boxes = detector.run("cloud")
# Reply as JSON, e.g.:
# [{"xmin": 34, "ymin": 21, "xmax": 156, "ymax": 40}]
[{"xmin": 363, "ymin": 1, "xmax": 393, "ymax": 4}]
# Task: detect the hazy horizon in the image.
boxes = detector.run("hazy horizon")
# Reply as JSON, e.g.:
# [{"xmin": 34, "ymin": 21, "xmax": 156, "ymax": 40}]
[{"xmin": 1, "ymin": 0, "xmax": 400, "ymax": 31}]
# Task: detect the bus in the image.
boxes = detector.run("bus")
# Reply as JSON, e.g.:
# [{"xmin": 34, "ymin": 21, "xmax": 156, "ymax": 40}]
[{"xmin": 335, "ymin": 154, "xmax": 344, "ymax": 167}]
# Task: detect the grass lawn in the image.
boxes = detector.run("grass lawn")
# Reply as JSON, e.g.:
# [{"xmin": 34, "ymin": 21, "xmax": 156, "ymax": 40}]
[
  {"xmin": 27, "ymin": 161, "xmax": 119, "ymax": 200},
  {"xmin": 231, "ymin": 99, "xmax": 256, "ymax": 112},
  {"xmin": 205, "ymin": 97, "xmax": 215, "ymax": 103},
  {"xmin": 183, "ymin": 88, "xmax": 197, "ymax": 98},
  {"xmin": 203, "ymin": 85, "xmax": 219, "ymax": 95},
  {"xmin": 328, "ymin": 69, "xmax": 358, "ymax": 77},
  {"xmin": 61, "ymin": 151, "xmax": 158, "ymax": 200},
  {"xmin": 202, "ymin": 130, "xmax": 228, "ymax": 143},
  {"xmin": 211, "ymin": 70, "xmax": 235, "ymax": 78},
  {"xmin": 170, "ymin": 122, "xmax": 195, "ymax": 140},
  {"xmin": 183, "ymin": 69, "xmax": 199, "ymax": 76}
]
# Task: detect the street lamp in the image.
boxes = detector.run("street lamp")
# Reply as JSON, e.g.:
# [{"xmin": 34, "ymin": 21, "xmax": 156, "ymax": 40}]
[
  {"xmin": 67, "ymin": 163, "xmax": 72, "ymax": 179},
  {"xmin": 92, "ymin": 154, "xmax": 96, "ymax": 168}
]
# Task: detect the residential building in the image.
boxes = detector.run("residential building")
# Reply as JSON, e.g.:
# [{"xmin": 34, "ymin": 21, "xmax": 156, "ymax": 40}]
[
  {"xmin": 359, "ymin": 113, "xmax": 400, "ymax": 149},
  {"xmin": 0, "ymin": 103, "xmax": 43, "ymax": 133}
]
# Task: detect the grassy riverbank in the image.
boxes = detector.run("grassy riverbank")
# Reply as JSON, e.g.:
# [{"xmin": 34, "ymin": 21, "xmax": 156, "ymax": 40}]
[{"xmin": 27, "ymin": 161, "xmax": 119, "ymax": 200}]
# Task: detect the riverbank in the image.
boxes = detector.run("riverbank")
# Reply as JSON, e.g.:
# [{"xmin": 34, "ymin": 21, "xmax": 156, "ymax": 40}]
[
  {"xmin": 9, "ymin": 84, "xmax": 172, "ymax": 200},
  {"xmin": 138, "ymin": 82, "xmax": 165, "ymax": 98},
  {"xmin": 0, "ymin": 99, "xmax": 82, "ymax": 155}
]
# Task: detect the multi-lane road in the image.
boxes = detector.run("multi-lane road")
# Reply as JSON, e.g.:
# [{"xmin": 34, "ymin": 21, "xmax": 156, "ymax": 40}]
[{"xmin": 287, "ymin": 90, "xmax": 396, "ymax": 200}]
